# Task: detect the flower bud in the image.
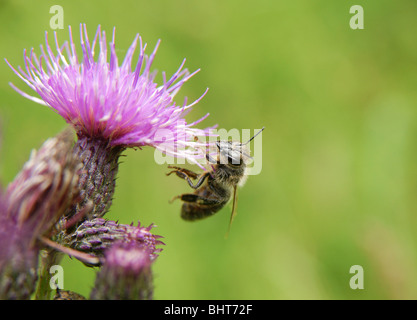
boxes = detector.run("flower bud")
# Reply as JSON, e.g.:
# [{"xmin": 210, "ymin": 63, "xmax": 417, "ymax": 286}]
[
  {"xmin": 0, "ymin": 130, "xmax": 82, "ymax": 299},
  {"xmin": 90, "ymin": 242, "xmax": 153, "ymax": 300},
  {"xmin": 69, "ymin": 218, "xmax": 164, "ymax": 265}
]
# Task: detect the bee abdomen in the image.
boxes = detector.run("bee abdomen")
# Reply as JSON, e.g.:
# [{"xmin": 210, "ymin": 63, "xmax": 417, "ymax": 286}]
[{"xmin": 181, "ymin": 203, "xmax": 225, "ymax": 221}]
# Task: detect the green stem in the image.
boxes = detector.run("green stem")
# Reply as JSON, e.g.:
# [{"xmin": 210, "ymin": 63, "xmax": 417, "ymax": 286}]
[{"xmin": 34, "ymin": 248, "xmax": 62, "ymax": 300}]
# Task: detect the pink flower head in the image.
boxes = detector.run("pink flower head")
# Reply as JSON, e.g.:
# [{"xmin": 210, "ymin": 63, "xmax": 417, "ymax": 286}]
[{"xmin": 6, "ymin": 24, "xmax": 214, "ymax": 164}]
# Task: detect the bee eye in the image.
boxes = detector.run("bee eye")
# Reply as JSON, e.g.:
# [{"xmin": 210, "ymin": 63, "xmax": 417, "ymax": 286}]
[{"xmin": 227, "ymin": 155, "xmax": 242, "ymax": 166}]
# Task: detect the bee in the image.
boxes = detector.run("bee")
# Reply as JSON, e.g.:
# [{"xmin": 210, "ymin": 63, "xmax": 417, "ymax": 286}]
[{"xmin": 167, "ymin": 127, "xmax": 264, "ymax": 234}]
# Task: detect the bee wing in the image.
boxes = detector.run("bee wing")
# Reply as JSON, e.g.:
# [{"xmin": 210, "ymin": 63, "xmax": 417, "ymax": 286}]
[{"xmin": 225, "ymin": 185, "xmax": 238, "ymax": 238}]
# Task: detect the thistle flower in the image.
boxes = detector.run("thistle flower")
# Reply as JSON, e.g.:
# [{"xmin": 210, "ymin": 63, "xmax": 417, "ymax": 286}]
[
  {"xmin": 90, "ymin": 242, "xmax": 153, "ymax": 300},
  {"xmin": 0, "ymin": 130, "xmax": 82, "ymax": 299},
  {"xmin": 6, "ymin": 24, "xmax": 214, "ymax": 222},
  {"xmin": 6, "ymin": 23, "xmax": 212, "ymax": 160},
  {"xmin": 69, "ymin": 218, "xmax": 164, "ymax": 265}
]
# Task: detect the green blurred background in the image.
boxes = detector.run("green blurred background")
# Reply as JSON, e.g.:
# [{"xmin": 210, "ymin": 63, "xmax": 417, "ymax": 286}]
[{"xmin": 1, "ymin": 0, "xmax": 417, "ymax": 299}]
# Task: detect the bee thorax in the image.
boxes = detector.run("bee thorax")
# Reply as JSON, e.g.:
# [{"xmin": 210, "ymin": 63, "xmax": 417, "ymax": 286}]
[{"xmin": 214, "ymin": 164, "xmax": 246, "ymax": 186}]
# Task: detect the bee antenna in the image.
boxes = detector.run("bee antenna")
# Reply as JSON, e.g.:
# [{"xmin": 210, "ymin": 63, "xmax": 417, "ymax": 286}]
[
  {"xmin": 242, "ymin": 151, "xmax": 253, "ymax": 159},
  {"xmin": 241, "ymin": 127, "xmax": 265, "ymax": 145}
]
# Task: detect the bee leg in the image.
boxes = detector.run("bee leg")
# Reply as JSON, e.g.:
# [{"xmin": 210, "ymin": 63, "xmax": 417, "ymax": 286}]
[
  {"xmin": 166, "ymin": 166, "xmax": 199, "ymax": 179},
  {"xmin": 179, "ymin": 193, "xmax": 221, "ymax": 205},
  {"xmin": 169, "ymin": 195, "xmax": 181, "ymax": 204},
  {"xmin": 169, "ymin": 191, "xmax": 217, "ymax": 205},
  {"xmin": 167, "ymin": 170, "xmax": 210, "ymax": 190}
]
